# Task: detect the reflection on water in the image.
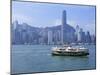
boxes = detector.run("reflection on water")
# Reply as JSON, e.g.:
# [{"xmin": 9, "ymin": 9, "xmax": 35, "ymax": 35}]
[{"xmin": 11, "ymin": 45, "xmax": 96, "ymax": 74}]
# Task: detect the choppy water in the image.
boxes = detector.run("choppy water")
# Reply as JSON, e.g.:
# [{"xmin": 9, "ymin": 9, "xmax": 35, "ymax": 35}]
[{"xmin": 11, "ymin": 44, "xmax": 96, "ymax": 74}]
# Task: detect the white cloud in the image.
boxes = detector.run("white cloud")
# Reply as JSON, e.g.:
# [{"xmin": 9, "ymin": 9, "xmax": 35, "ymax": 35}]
[
  {"xmin": 12, "ymin": 14, "xmax": 34, "ymax": 26},
  {"xmin": 81, "ymin": 23, "xmax": 95, "ymax": 35},
  {"xmin": 67, "ymin": 20, "xmax": 77, "ymax": 27},
  {"xmin": 54, "ymin": 19, "xmax": 62, "ymax": 25}
]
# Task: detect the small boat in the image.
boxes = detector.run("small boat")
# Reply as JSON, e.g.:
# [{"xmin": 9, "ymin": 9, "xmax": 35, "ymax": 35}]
[{"xmin": 52, "ymin": 45, "xmax": 89, "ymax": 56}]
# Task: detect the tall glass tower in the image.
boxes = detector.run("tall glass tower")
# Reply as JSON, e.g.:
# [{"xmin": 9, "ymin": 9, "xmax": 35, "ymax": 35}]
[
  {"xmin": 61, "ymin": 10, "xmax": 75, "ymax": 44},
  {"xmin": 62, "ymin": 10, "xmax": 67, "ymax": 25},
  {"xmin": 61, "ymin": 10, "xmax": 67, "ymax": 44}
]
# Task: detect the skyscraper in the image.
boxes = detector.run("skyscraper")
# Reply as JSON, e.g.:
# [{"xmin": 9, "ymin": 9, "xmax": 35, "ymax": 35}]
[
  {"xmin": 61, "ymin": 10, "xmax": 67, "ymax": 44},
  {"xmin": 86, "ymin": 31, "xmax": 91, "ymax": 43},
  {"xmin": 13, "ymin": 20, "xmax": 18, "ymax": 30},
  {"xmin": 48, "ymin": 30, "xmax": 53, "ymax": 45},
  {"xmin": 62, "ymin": 10, "xmax": 67, "ymax": 25},
  {"xmin": 75, "ymin": 25, "xmax": 81, "ymax": 42},
  {"xmin": 79, "ymin": 28, "xmax": 83, "ymax": 42},
  {"xmin": 61, "ymin": 10, "xmax": 75, "ymax": 44}
]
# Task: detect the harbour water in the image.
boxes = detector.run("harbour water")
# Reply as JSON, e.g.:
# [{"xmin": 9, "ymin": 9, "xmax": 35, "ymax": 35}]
[{"xmin": 11, "ymin": 44, "xmax": 96, "ymax": 74}]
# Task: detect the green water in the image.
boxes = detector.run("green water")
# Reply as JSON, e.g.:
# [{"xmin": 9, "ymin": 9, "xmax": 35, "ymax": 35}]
[{"xmin": 11, "ymin": 44, "xmax": 96, "ymax": 74}]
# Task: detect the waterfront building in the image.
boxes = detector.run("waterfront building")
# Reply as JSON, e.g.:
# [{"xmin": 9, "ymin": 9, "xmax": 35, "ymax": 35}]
[
  {"xmin": 79, "ymin": 28, "xmax": 84, "ymax": 43},
  {"xmin": 48, "ymin": 30, "xmax": 53, "ymax": 45},
  {"xmin": 86, "ymin": 31, "xmax": 91, "ymax": 43},
  {"xmin": 91, "ymin": 34, "xmax": 96, "ymax": 44},
  {"xmin": 75, "ymin": 25, "xmax": 81, "ymax": 42},
  {"xmin": 12, "ymin": 20, "xmax": 18, "ymax": 30}
]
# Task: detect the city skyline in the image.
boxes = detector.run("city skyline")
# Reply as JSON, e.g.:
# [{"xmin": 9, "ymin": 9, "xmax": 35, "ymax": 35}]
[
  {"xmin": 12, "ymin": 1, "xmax": 96, "ymax": 35},
  {"xmin": 12, "ymin": 10, "xmax": 95, "ymax": 45}
]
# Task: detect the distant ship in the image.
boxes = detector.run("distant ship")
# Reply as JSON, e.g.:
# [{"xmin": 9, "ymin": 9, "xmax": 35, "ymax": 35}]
[{"xmin": 52, "ymin": 45, "xmax": 89, "ymax": 56}]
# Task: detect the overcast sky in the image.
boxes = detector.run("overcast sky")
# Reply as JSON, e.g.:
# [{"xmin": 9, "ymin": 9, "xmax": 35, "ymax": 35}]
[{"xmin": 12, "ymin": 1, "xmax": 96, "ymax": 35}]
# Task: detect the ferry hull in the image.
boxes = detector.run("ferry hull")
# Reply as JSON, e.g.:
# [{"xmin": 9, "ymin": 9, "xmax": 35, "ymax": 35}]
[{"xmin": 52, "ymin": 51, "xmax": 89, "ymax": 56}]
